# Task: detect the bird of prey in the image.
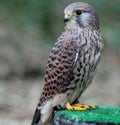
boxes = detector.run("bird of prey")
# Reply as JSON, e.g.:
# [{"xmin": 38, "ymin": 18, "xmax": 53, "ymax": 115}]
[{"xmin": 31, "ymin": 2, "xmax": 103, "ymax": 125}]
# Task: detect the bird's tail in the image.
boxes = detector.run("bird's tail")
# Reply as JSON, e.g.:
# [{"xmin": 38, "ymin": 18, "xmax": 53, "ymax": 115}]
[
  {"xmin": 31, "ymin": 100, "xmax": 53, "ymax": 125},
  {"xmin": 31, "ymin": 106, "xmax": 41, "ymax": 125}
]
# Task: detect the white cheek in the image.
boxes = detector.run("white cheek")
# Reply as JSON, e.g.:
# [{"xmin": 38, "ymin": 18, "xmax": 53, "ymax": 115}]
[
  {"xmin": 81, "ymin": 13, "xmax": 90, "ymax": 25},
  {"xmin": 66, "ymin": 19, "xmax": 78, "ymax": 29}
]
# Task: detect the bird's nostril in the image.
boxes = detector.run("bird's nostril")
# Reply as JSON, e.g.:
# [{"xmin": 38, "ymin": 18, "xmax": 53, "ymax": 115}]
[{"xmin": 67, "ymin": 14, "xmax": 70, "ymax": 17}]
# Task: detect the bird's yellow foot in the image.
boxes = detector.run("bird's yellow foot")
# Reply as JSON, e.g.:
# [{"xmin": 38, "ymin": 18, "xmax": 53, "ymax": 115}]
[{"xmin": 66, "ymin": 102, "xmax": 96, "ymax": 111}]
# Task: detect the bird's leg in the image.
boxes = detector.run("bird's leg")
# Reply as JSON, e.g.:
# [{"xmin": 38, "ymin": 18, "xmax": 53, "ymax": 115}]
[{"xmin": 66, "ymin": 102, "xmax": 96, "ymax": 111}]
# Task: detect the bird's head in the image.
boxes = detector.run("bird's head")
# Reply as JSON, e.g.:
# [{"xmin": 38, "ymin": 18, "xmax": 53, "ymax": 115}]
[{"xmin": 64, "ymin": 2, "xmax": 99, "ymax": 30}]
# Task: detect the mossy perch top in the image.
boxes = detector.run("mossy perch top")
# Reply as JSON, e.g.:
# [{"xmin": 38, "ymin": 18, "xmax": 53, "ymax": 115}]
[{"xmin": 54, "ymin": 106, "xmax": 120, "ymax": 124}]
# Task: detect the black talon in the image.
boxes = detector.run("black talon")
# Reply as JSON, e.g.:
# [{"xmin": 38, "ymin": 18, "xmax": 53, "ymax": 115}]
[{"xmin": 81, "ymin": 106, "xmax": 85, "ymax": 108}]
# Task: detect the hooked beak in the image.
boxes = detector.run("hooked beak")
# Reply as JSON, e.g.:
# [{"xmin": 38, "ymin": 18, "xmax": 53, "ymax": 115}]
[{"xmin": 64, "ymin": 14, "xmax": 71, "ymax": 23}]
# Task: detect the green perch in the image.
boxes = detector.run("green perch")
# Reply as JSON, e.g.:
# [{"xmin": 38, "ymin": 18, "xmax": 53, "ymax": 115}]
[{"xmin": 54, "ymin": 106, "xmax": 120, "ymax": 125}]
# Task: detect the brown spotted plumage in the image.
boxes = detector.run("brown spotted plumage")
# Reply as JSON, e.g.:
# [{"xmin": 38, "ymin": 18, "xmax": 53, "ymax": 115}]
[{"xmin": 31, "ymin": 2, "xmax": 103, "ymax": 125}]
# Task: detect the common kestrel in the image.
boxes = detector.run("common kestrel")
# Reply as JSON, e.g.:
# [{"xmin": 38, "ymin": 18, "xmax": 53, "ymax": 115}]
[{"xmin": 31, "ymin": 2, "xmax": 103, "ymax": 125}]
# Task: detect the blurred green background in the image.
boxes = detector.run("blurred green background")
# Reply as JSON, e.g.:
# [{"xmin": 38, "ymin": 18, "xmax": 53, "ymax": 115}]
[{"xmin": 0, "ymin": 0, "xmax": 120, "ymax": 124}]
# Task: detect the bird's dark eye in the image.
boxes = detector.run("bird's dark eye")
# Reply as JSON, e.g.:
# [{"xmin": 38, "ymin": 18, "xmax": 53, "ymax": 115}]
[{"xmin": 76, "ymin": 10, "xmax": 82, "ymax": 15}]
